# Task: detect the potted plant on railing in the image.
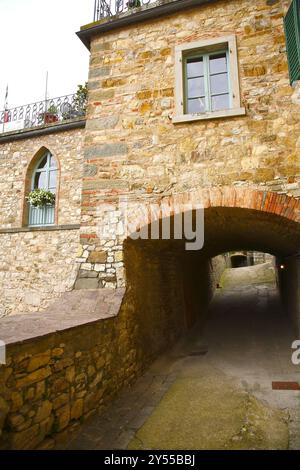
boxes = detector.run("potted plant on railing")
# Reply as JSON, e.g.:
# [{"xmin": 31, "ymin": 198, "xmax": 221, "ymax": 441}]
[
  {"xmin": 44, "ymin": 104, "xmax": 59, "ymax": 124},
  {"xmin": 74, "ymin": 83, "xmax": 88, "ymax": 115},
  {"xmin": 62, "ymin": 83, "xmax": 88, "ymax": 120},
  {"xmin": 38, "ymin": 104, "xmax": 59, "ymax": 125},
  {"xmin": 26, "ymin": 189, "xmax": 56, "ymax": 208},
  {"xmin": 127, "ymin": 0, "xmax": 141, "ymax": 8}
]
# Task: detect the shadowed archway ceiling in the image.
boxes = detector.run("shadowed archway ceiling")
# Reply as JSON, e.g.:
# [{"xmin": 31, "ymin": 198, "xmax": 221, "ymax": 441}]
[{"xmin": 126, "ymin": 207, "xmax": 300, "ymax": 258}]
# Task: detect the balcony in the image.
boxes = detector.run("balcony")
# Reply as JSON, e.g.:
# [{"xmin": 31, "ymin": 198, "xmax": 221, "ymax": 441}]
[
  {"xmin": 93, "ymin": 0, "xmax": 156, "ymax": 21},
  {"xmin": 0, "ymin": 92, "xmax": 86, "ymax": 136},
  {"xmin": 78, "ymin": 1, "xmax": 207, "ymax": 50}
]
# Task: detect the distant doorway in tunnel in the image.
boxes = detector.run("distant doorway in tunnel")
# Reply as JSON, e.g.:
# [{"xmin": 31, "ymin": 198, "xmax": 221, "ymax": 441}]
[
  {"xmin": 227, "ymin": 251, "xmax": 274, "ymax": 268},
  {"xmin": 213, "ymin": 253, "xmax": 277, "ymax": 292},
  {"xmin": 229, "ymin": 253, "xmax": 248, "ymax": 268}
]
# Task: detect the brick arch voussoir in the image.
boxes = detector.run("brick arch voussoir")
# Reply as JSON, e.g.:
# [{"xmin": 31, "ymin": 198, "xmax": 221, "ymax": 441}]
[{"xmin": 134, "ymin": 187, "xmax": 300, "ymax": 231}]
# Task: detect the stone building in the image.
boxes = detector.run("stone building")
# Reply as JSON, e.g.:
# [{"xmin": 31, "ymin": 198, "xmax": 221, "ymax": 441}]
[{"xmin": 0, "ymin": 0, "xmax": 300, "ymax": 449}]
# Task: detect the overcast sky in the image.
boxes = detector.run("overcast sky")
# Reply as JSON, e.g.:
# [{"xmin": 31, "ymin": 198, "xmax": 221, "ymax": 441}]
[{"xmin": 0, "ymin": 0, "xmax": 94, "ymax": 109}]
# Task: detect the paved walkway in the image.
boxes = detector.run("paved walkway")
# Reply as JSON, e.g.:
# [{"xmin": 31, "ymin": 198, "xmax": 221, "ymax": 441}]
[{"xmin": 65, "ymin": 263, "xmax": 300, "ymax": 450}]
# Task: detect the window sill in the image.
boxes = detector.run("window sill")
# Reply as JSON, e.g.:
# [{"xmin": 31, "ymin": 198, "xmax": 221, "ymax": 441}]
[
  {"xmin": 0, "ymin": 224, "xmax": 80, "ymax": 234},
  {"xmin": 172, "ymin": 107, "xmax": 246, "ymax": 124}
]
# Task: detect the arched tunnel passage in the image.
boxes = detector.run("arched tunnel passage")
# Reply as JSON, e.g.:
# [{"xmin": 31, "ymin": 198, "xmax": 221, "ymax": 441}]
[
  {"xmin": 69, "ymin": 201, "xmax": 300, "ymax": 450},
  {"xmin": 119, "ymin": 205, "xmax": 300, "ymax": 449},
  {"xmin": 124, "ymin": 206, "xmax": 300, "ymax": 344}
]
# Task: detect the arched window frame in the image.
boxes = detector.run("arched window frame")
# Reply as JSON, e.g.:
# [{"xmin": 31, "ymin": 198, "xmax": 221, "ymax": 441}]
[
  {"xmin": 23, "ymin": 148, "xmax": 59, "ymax": 227},
  {"xmin": 31, "ymin": 151, "xmax": 57, "ymax": 194}
]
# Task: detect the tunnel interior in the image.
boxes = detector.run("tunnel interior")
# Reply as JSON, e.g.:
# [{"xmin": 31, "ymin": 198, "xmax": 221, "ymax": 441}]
[{"xmin": 123, "ymin": 206, "xmax": 300, "ymax": 358}]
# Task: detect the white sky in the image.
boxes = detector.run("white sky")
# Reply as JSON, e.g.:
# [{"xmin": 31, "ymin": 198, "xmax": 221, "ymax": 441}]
[{"xmin": 0, "ymin": 0, "xmax": 95, "ymax": 109}]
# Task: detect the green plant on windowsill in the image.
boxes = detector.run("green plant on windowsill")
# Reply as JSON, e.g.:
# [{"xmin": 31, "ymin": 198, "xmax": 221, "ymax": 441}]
[{"xmin": 26, "ymin": 189, "xmax": 55, "ymax": 208}]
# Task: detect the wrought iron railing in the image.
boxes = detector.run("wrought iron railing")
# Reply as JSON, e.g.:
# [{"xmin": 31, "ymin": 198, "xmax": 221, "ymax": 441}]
[
  {"xmin": 93, "ymin": 0, "xmax": 155, "ymax": 21},
  {"xmin": 28, "ymin": 204, "xmax": 55, "ymax": 227},
  {"xmin": 0, "ymin": 93, "xmax": 86, "ymax": 134}
]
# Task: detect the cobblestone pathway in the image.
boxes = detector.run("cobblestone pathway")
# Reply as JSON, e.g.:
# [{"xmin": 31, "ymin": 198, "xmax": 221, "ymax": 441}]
[
  {"xmin": 66, "ymin": 371, "xmax": 178, "ymax": 449},
  {"xmin": 65, "ymin": 264, "xmax": 300, "ymax": 450}
]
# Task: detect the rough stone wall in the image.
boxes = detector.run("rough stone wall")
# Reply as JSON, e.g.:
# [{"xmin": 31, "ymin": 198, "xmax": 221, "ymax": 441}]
[
  {"xmin": 0, "ymin": 127, "xmax": 84, "ymax": 316},
  {"xmin": 0, "ymin": 304, "xmax": 136, "ymax": 450},
  {"xmin": 253, "ymin": 252, "xmax": 274, "ymax": 264},
  {"xmin": 0, "ymin": 128, "xmax": 84, "ymax": 228},
  {"xmin": 0, "ymin": 281, "xmax": 185, "ymax": 449},
  {"xmin": 182, "ymin": 253, "xmax": 227, "ymax": 328},
  {"xmin": 124, "ymin": 239, "xmax": 227, "ymax": 332},
  {"xmin": 124, "ymin": 239, "xmax": 187, "ymax": 334},
  {"xmin": 0, "ymin": 229, "xmax": 80, "ymax": 317},
  {"xmin": 80, "ymin": 0, "xmax": 300, "ymax": 286},
  {"xmin": 0, "ymin": 249, "xmax": 229, "ymax": 450},
  {"xmin": 210, "ymin": 255, "xmax": 227, "ymax": 290}
]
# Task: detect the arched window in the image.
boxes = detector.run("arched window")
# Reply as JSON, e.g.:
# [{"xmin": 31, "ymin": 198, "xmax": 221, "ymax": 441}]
[{"xmin": 28, "ymin": 150, "xmax": 58, "ymax": 226}]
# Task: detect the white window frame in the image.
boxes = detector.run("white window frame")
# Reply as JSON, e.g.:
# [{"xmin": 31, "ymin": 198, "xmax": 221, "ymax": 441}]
[
  {"xmin": 173, "ymin": 35, "xmax": 245, "ymax": 123},
  {"xmin": 31, "ymin": 151, "xmax": 57, "ymax": 194}
]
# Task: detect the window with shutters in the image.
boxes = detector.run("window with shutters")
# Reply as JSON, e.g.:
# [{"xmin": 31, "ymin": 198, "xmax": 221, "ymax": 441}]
[
  {"xmin": 173, "ymin": 35, "xmax": 245, "ymax": 123},
  {"xmin": 284, "ymin": 0, "xmax": 300, "ymax": 86}
]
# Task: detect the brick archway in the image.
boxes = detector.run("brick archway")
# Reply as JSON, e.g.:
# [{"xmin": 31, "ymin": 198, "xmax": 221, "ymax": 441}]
[
  {"xmin": 131, "ymin": 187, "xmax": 300, "ymax": 231},
  {"xmin": 123, "ymin": 186, "xmax": 300, "ymax": 337},
  {"xmin": 77, "ymin": 186, "xmax": 300, "ymax": 290}
]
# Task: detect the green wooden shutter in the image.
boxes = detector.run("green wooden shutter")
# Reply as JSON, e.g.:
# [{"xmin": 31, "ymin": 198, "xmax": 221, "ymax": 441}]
[{"xmin": 284, "ymin": 0, "xmax": 300, "ymax": 85}]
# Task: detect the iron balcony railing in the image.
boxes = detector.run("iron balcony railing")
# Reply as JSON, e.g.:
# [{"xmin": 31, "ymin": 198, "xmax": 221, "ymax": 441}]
[
  {"xmin": 0, "ymin": 93, "xmax": 86, "ymax": 134},
  {"xmin": 93, "ymin": 0, "xmax": 155, "ymax": 21}
]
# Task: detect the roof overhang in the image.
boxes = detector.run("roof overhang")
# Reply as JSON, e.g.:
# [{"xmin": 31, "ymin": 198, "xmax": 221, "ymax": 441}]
[{"xmin": 77, "ymin": 0, "xmax": 218, "ymax": 50}]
